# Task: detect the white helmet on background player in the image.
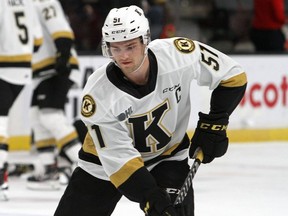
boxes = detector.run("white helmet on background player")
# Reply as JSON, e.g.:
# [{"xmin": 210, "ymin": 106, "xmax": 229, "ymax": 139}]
[{"xmin": 101, "ymin": 5, "xmax": 151, "ymax": 57}]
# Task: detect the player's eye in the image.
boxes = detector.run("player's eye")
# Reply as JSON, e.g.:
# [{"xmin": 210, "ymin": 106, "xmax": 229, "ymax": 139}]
[
  {"xmin": 127, "ymin": 45, "xmax": 136, "ymax": 51},
  {"xmin": 111, "ymin": 47, "xmax": 121, "ymax": 53}
]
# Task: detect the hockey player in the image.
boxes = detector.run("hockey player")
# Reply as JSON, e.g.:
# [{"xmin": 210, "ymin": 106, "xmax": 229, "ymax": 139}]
[
  {"xmin": 54, "ymin": 5, "xmax": 247, "ymax": 216},
  {"xmin": 0, "ymin": 0, "xmax": 43, "ymax": 201},
  {"xmin": 26, "ymin": 0, "xmax": 82, "ymax": 190}
]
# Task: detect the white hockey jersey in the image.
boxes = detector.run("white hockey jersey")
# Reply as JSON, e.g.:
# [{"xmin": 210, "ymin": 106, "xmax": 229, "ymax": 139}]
[
  {"xmin": 0, "ymin": 0, "xmax": 43, "ymax": 85},
  {"xmin": 32, "ymin": 0, "xmax": 80, "ymax": 85},
  {"xmin": 80, "ymin": 37, "xmax": 246, "ymax": 187}
]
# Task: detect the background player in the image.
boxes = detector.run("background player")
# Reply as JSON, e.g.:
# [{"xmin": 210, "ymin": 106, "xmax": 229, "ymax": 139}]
[
  {"xmin": 54, "ymin": 5, "xmax": 247, "ymax": 216},
  {"xmin": 0, "ymin": 0, "xmax": 43, "ymax": 201},
  {"xmin": 26, "ymin": 0, "xmax": 81, "ymax": 190}
]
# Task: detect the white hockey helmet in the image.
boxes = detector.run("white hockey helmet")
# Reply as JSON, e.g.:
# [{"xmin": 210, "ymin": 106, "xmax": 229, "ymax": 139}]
[{"xmin": 101, "ymin": 5, "xmax": 151, "ymax": 57}]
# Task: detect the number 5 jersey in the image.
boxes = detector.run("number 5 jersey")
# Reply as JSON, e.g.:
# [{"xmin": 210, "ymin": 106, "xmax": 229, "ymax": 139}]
[{"xmin": 0, "ymin": 0, "xmax": 43, "ymax": 85}]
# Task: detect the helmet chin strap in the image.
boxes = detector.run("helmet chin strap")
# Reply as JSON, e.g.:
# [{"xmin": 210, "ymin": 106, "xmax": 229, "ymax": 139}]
[{"xmin": 114, "ymin": 47, "xmax": 148, "ymax": 74}]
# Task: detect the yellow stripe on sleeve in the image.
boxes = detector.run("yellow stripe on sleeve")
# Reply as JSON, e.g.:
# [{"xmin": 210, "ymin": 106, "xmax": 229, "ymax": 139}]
[
  {"xmin": 52, "ymin": 31, "xmax": 75, "ymax": 40},
  {"xmin": 34, "ymin": 37, "xmax": 43, "ymax": 47},
  {"xmin": 110, "ymin": 157, "xmax": 144, "ymax": 188},
  {"xmin": 35, "ymin": 138, "xmax": 56, "ymax": 148},
  {"xmin": 0, "ymin": 54, "xmax": 32, "ymax": 62},
  {"xmin": 220, "ymin": 72, "xmax": 247, "ymax": 87}
]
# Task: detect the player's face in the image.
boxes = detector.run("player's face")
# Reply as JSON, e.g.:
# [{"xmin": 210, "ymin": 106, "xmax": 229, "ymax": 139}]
[{"xmin": 110, "ymin": 38, "xmax": 146, "ymax": 74}]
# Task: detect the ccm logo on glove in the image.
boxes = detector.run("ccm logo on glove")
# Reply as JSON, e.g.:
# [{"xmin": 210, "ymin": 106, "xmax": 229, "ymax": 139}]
[
  {"xmin": 199, "ymin": 123, "xmax": 227, "ymax": 131},
  {"xmin": 190, "ymin": 112, "xmax": 229, "ymax": 163}
]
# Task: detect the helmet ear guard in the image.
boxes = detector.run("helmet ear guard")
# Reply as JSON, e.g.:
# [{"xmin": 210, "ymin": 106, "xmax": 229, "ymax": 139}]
[{"xmin": 101, "ymin": 5, "xmax": 151, "ymax": 57}]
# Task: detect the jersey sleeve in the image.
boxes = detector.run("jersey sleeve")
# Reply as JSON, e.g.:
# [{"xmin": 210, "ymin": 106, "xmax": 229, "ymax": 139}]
[
  {"xmin": 165, "ymin": 37, "xmax": 247, "ymax": 116},
  {"xmin": 36, "ymin": 0, "xmax": 74, "ymax": 55},
  {"xmin": 38, "ymin": 0, "xmax": 74, "ymax": 40},
  {"xmin": 193, "ymin": 40, "xmax": 245, "ymax": 90},
  {"xmin": 81, "ymin": 90, "xmax": 143, "ymax": 179},
  {"xmin": 31, "ymin": 1, "xmax": 43, "ymax": 51},
  {"xmin": 193, "ymin": 41, "xmax": 247, "ymax": 115}
]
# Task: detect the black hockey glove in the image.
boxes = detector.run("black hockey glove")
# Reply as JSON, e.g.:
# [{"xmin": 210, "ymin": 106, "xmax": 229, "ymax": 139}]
[
  {"xmin": 189, "ymin": 112, "xmax": 229, "ymax": 163},
  {"xmin": 55, "ymin": 51, "xmax": 71, "ymax": 76},
  {"xmin": 140, "ymin": 188, "xmax": 179, "ymax": 216}
]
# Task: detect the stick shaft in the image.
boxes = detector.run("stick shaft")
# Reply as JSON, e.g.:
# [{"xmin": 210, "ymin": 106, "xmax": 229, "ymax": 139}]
[{"xmin": 174, "ymin": 148, "xmax": 203, "ymax": 205}]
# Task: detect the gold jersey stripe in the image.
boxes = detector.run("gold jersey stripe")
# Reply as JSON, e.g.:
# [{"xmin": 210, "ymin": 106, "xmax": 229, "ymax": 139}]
[
  {"xmin": 34, "ymin": 37, "xmax": 43, "ymax": 47},
  {"xmin": 32, "ymin": 57, "xmax": 55, "ymax": 71},
  {"xmin": 70, "ymin": 56, "xmax": 79, "ymax": 65},
  {"xmin": 32, "ymin": 56, "xmax": 79, "ymax": 71},
  {"xmin": 52, "ymin": 31, "xmax": 75, "ymax": 40},
  {"xmin": 220, "ymin": 72, "xmax": 247, "ymax": 87},
  {"xmin": 82, "ymin": 133, "xmax": 98, "ymax": 156},
  {"xmin": 8, "ymin": 136, "xmax": 31, "ymax": 150},
  {"xmin": 35, "ymin": 138, "xmax": 56, "ymax": 148},
  {"xmin": 110, "ymin": 157, "xmax": 144, "ymax": 188},
  {"xmin": 0, "ymin": 54, "xmax": 32, "ymax": 62},
  {"xmin": 57, "ymin": 131, "xmax": 78, "ymax": 147}
]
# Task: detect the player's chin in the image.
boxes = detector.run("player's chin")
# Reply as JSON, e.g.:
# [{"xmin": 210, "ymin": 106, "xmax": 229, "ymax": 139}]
[{"xmin": 120, "ymin": 64, "xmax": 133, "ymax": 72}]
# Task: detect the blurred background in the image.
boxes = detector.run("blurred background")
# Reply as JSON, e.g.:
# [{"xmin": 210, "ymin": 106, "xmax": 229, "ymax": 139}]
[{"xmin": 59, "ymin": 0, "xmax": 288, "ymax": 54}]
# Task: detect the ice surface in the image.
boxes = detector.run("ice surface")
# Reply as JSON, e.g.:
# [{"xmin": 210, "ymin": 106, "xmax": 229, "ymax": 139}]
[{"xmin": 0, "ymin": 142, "xmax": 287, "ymax": 216}]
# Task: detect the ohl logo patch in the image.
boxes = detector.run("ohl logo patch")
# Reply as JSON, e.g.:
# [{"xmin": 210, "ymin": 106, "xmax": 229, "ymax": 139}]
[
  {"xmin": 81, "ymin": 94, "xmax": 96, "ymax": 117},
  {"xmin": 173, "ymin": 37, "xmax": 195, "ymax": 54}
]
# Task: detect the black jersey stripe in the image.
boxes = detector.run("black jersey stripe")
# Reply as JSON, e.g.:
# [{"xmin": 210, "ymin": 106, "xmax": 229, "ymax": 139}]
[
  {"xmin": 79, "ymin": 148, "xmax": 102, "ymax": 165},
  {"xmin": 0, "ymin": 62, "xmax": 31, "ymax": 68}
]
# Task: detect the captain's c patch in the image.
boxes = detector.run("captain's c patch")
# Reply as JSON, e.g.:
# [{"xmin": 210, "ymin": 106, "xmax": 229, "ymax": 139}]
[
  {"xmin": 173, "ymin": 38, "xmax": 195, "ymax": 54},
  {"xmin": 81, "ymin": 94, "xmax": 96, "ymax": 117}
]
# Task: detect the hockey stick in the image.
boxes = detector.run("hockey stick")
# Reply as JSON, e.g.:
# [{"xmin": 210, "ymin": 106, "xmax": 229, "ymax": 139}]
[{"xmin": 174, "ymin": 148, "xmax": 204, "ymax": 206}]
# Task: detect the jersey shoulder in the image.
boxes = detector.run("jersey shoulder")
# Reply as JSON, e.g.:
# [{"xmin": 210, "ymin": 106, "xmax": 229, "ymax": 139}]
[
  {"xmin": 149, "ymin": 37, "xmax": 197, "ymax": 55},
  {"xmin": 81, "ymin": 62, "xmax": 121, "ymax": 123},
  {"xmin": 148, "ymin": 37, "xmax": 201, "ymax": 75},
  {"xmin": 33, "ymin": 0, "xmax": 57, "ymax": 5},
  {"xmin": 34, "ymin": 0, "xmax": 73, "ymax": 37},
  {"xmin": 83, "ymin": 62, "xmax": 110, "ymax": 94}
]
